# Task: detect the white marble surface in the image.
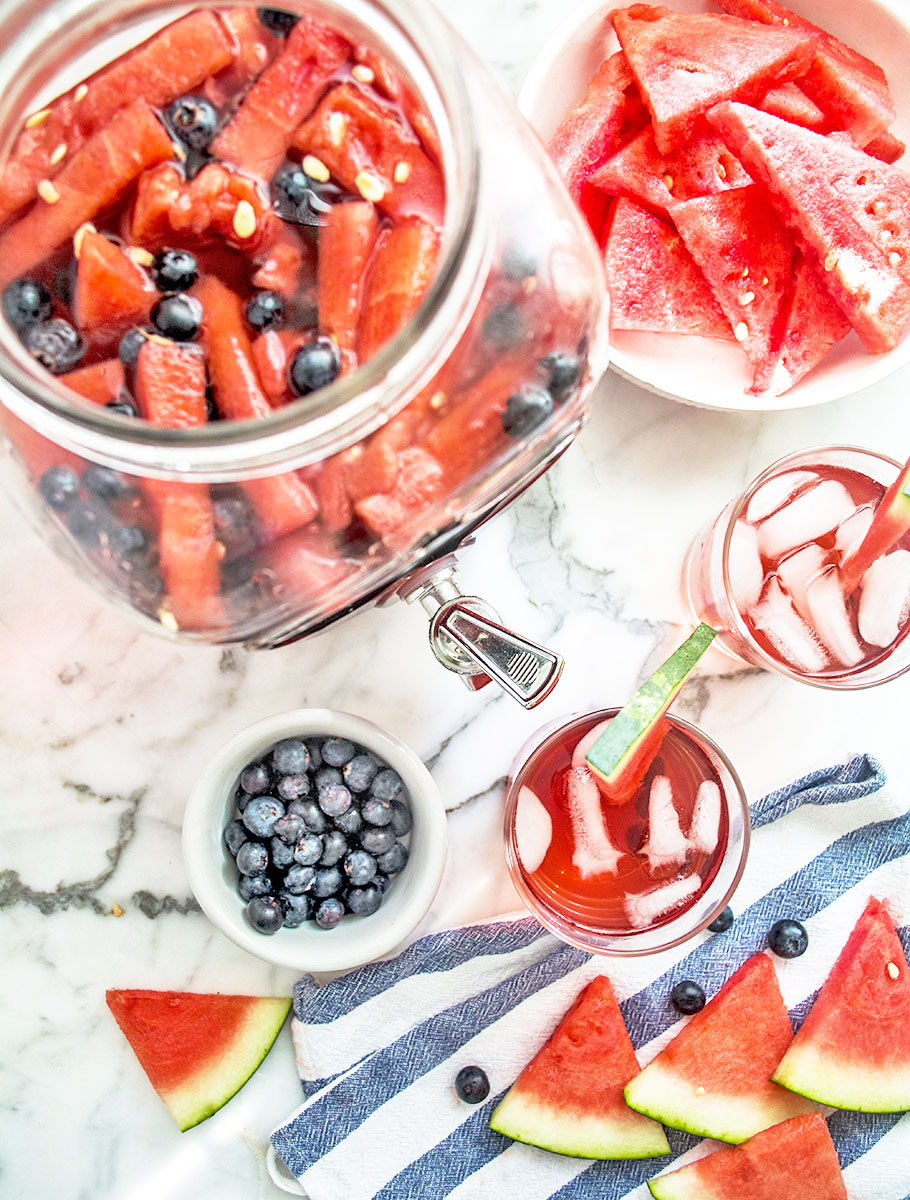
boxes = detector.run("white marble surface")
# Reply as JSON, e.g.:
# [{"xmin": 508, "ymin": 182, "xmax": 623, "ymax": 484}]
[{"xmin": 1, "ymin": 2, "xmax": 909, "ymax": 1198}]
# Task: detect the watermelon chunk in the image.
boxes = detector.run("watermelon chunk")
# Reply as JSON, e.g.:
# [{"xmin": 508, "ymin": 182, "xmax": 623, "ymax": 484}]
[
  {"xmin": 74, "ymin": 229, "xmax": 156, "ymax": 341},
  {"xmin": 604, "ymin": 197, "xmax": 732, "ymax": 338},
  {"xmin": 0, "ymin": 100, "xmax": 174, "ymax": 287},
  {"xmin": 318, "ymin": 201, "xmax": 381, "ymax": 360},
  {"xmin": 624, "ymin": 954, "xmax": 818, "ymax": 1143},
  {"xmin": 60, "ymin": 358, "xmax": 126, "ymax": 406},
  {"xmin": 647, "ymin": 1113, "xmax": 847, "ymax": 1200},
  {"xmin": 760, "ymin": 82, "xmax": 827, "ymax": 131},
  {"xmin": 106, "ymin": 989, "xmax": 291, "ymax": 1131},
  {"xmin": 865, "ymin": 130, "xmax": 906, "ymax": 165},
  {"xmin": 354, "ymin": 446, "xmax": 445, "ymax": 541},
  {"xmin": 490, "ymin": 976, "xmax": 671, "ymax": 1159},
  {"xmin": 357, "ymin": 218, "xmax": 440, "ymax": 362},
  {"xmin": 611, "ymin": 5, "xmax": 818, "ymax": 153},
  {"xmin": 250, "ymin": 329, "xmax": 308, "ymax": 404},
  {"xmin": 672, "ymin": 184, "xmax": 795, "ymax": 371},
  {"xmin": 708, "ymin": 102, "xmax": 910, "ymax": 352},
  {"xmin": 772, "ymin": 897, "xmax": 910, "ymax": 1112},
  {"xmin": 840, "ymin": 455, "xmax": 910, "ymax": 592}
]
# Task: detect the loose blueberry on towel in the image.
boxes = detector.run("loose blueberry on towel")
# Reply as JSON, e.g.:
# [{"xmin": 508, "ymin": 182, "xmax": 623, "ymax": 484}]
[
  {"xmin": 708, "ymin": 906, "xmax": 734, "ymax": 933},
  {"xmin": 768, "ymin": 918, "xmax": 809, "ymax": 959},
  {"xmin": 455, "ymin": 1066, "xmax": 490, "ymax": 1104},
  {"xmin": 670, "ymin": 980, "xmax": 706, "ymax": 1015}
]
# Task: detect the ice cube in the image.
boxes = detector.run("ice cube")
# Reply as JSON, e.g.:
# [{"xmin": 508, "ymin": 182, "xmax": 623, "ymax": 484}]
[
  {"xmin": 728, "ymin": 520, "xmax": 765, "ymax": 611},
  {"xmin": 746, "ymin": 470, "xmax": 816, "ymax": 524},
  {"xmin": 805, "ymin": 568, "xmax": 864, "ymax": 668},
  {"xmin": 624, "ymin": 874, "xmax": 702, "ymax": 930},
  {"xmin": 835, "ymin": 505, "xmax": 875, "ymax": 561},
  {"xmin": 571, "ymin": 717, "xmax": 612, "ymax": 769},
  {"xmin": 776, "ymin": 542, "xmax": 827, "ymax": 618},
  {"xmin": 858, "ymin": 549, "xmax": 910, "ymax": 648},
  {"xmin": 514, "ymin": 785, "xmax": 553, "ymax": 874},
  {"xmin": 689, "ymin": 780, "xmax": 721, "ymax": 854},
  {"xmin": 641, "ymin": 774, "xmax": 690, "ymax": 871},
  {"xmin": 751, "ymin": 577, "xmax": 829, "ymax": 674},
  {"xmin": 757, "ymin": 480, "xmax": 858, "ymax": 561},
  {"xmin": 565, "ymin": 766, "xmax": 621, "ymax": 878}
]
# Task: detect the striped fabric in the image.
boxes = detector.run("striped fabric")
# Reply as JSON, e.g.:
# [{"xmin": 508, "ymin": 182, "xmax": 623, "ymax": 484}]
[{"xmin": 269, "ymin": 754, "xmax": 910, "ymax": 1200}]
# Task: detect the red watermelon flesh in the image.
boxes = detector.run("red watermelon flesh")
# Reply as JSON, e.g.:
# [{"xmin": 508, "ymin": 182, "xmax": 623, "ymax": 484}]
[
  {"xmin": 611, "ymin": 5, "xmax": 818, "ymax": 154},
  {"xmin": 772, "ymin": 897, "xmax": 910, "ymax": 1111},
  {"xmin": 591, "ymin": 127, "xmax": 751, "ymax": 217},
  {"xmin": 624, "ymin": 953, "xmax": 818, "ymax": 1143},
  {"xmin": 671, "ymin": 184, "xmax": 795, "ymax": 370},
  {"xmin": 647, "ymin": 1113, "xmax": 847, "ymax": 1200},
  {"xmin": 840, "ymin": 457, "xmax": 910, "ymax": 593},
  {"xmin": 708, "ymin": 101, "xmax": 910, "ymax": 353},
  {"xmin": 604, "ymin": 197, "xmax": 732, "ymax": 338},
  {"xmin": 490, "ymin": 976, "xmax": 671, "ymax": 1159},
  {"xmin": 760, "ymin": 82, "xmax": 827, "ymax": 132},
  {"xmin": 865, "ymin": 130, "xmax": 906, "ymax": 165},
  {"xmin": 74, "ymin": 229, "xmax": 156, "ymax": 343},
  {"xmin": 106, "ymin": 989, "xmax": 291, "ymax": 1131},
  {"xmin": 750, "ymin": 250, "xmax": 851, "ymax": 395}
]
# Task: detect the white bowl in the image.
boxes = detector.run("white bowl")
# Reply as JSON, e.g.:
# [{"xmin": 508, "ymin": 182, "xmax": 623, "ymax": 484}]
[
  {"xmin": 518, "ymin": 0, "xmax": 910, "ymax": 412},
  {"xmin": 183, "ymin": 709, "xmax": 447, "ymax": 972}
]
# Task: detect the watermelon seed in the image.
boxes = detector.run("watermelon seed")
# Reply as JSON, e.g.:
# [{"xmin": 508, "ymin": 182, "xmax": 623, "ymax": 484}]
[
  {"xmin": 50, "ymin": 142, "xmax": 68, "ymax": 166},
  {"xmin": 356, "ymin": 169, "xmax": 386, "ymax": 203},
  {"xmin": 694, "ymin": 1085, "xmax": 705, "ymax": 1095},
  {"xmin": 302, "ymin": 154, "xmax": 330, "ymax": 183},
  {"xmin": 233, "ymin": 200, "xmax": 257, "ymax": 240},
  {"xmin": 733, "ymin": 321, "xmax": 748, "ymax": 342},
  {"xmin": 328, "ymin": 112, "xmax": 347, "ymax": 146},
  {"xmin": 74, "ymin": 84, "xmax": 88, "ymax": 103},
  {"xmin": 25, "ymin": 108, "xmax": 51, "ymax": 129},
  {"xmin": 738, "ymin": 291, "xmax": 755, "ymax": 306},
  {"xmin": 716, "ymin": 162, "xmax": 727, "ymax": 180},
  {"xmin": 824, "ymin": 251, "xmax": 839, "ymax": 272},
  {"xmin": 889, "ymin": 252, "xmax": 902, "ymax": 266},
  {"xmin": 394, "ymin": 160, "xmax": 412, "ymax": 184},
  {"xmin": 663, "ymin": 173, "xmax": 674, "ymax": 190},
  {"xmin": 887, "ymin": 961, "xmax": 900, "ymax": 979},
  {"xmin": 37, "ymin": 179, "xmax": 60, "ymax": 204},
  {"xmin": 352, "ymin": 63, "xmax": 375, "ymax": 84}
]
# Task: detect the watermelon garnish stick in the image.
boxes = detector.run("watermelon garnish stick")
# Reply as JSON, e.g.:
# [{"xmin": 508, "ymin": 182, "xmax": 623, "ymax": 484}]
[
  {"xmin": 585, "ymin": 624, "xmax": 717, "ymax": 805},
  {"xmin": 839, "ymin": 453, "xmax": 910, "ymax": 596}
]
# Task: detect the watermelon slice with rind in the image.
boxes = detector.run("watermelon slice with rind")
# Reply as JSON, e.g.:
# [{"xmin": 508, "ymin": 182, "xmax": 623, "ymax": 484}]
[
  {"xmin": 604, "ymin": 198, "xmax": 732, "ymax": 337},
  {"xmin": 490, "ymin": 975, "xmax": 671, "ymax": 1159},
  {"xmin": 106, "ymin": 989, "xmax": 291, "ymax": 1131},
  {"xmin": 773, "ymin": 897, "xmax": 910, "ymax": 1112},
  {"xmin": 708, "ymin": 102, "xmax": 910, "ymax": 353},
  {"xmin": 647, "ymin": 1113, "xmax": 847, "ymax": 1200},
  {"xmin": 839, "ymin": 453, "xmax": 910, "ymax": 594},
  {"xmin": 624, "ymin": 953, "xmax": 818, "ymax": 1143},
  {"xmin": 611, "ymin": 4, "xmax": 818, "ymax": 153}
]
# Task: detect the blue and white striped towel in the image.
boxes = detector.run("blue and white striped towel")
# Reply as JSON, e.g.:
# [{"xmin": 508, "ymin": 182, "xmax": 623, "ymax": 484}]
[{"xmin": 269, "ymin": 754, "xmax": 910, "ymax": 1200}]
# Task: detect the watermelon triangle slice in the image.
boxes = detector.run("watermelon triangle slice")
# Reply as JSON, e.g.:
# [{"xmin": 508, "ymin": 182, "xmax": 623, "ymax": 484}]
[
  {"xmin": 106, "ymin": 989, "xmax": 292, "ymax": 1131},
  {"xmin": 604, "ymin": 197, "xmax": 732, "ymax": 337},
  {"xmin": 647, "ymin": 1113, "xmax": 847, "ymax": 1200},
  {"xmin": 772, "ymin": 897, "xmax": 910, "ymax": 1111},
  {"xmin": 759, "ymin": 82, "xmax": 827, "ymax": 132},
  {"xmin": 74, "ymin": 229, "xmax": 156, "ymax": 341},
  {"xmin": 611, "ymin": 5, "xmax": 818, "ymax": 153},
  {"xmin": 490, "ymin": 975, "xmax": 671, "ymax": 1159},
  {"xmin": 623, "ymin": 954, "xmax": 818, "ymax": 1143},
  {"xmin": 708, "ymin": 102, "xmax": 910, "ymax": 353}
]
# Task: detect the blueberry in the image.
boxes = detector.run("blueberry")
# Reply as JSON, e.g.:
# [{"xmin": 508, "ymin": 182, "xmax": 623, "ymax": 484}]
[
  {"xmin": 117, "ymin": 326, "xmax": 151, "ymax": 368},
  {"xmin": 82, "ymin": 465, "xmax": 135, "ymax": 504},
  {"xmin": 273, "ymin": 813, "xmax": 305, "ymax": 844},
  {"xmin": 289, "ymin": 797, "xmax": 327, "ymax": 833},
  {"xmin": 151, "ymin": 249, "xmax": 198, "ymax": 293},
  {"xmin": 482, "ymin": 302, "xmax": 525, "ymax": 349},
  {"xmin": 271, "ymin": 835, "xmax": 295, "ymax": 869},
  {"xmin": 708, "ymin": 906, "xmax": 734, "ymax": 934},
  {"xmin": 272, "ymin": 166, "xmax": 343, "ymax": 227},
  {"xmin": 245, "ymin": 290, "xmax": 285, "ymax": 332},
  {"xmin": 277, "ymin": 772, "xmax": 310, "ymax": 802},
  {"xmin": 239, "ymin": 871, "xmax": 273, "ymax": 900},
  {"xmin": 240, "ymin": 762, "xmax": 271, "ymax": 797},
  {"xmin": 279, "ymin": 890, "xmax": 311, "ymax": 927},
  {"xmin": 501, "ymin": 386, "xmax": 553, "ymax": 438},
  {"xmin": 151, "ymin": 294, "xmax": 202, "ymax": 341},
  {"xmin": 284, "ymin": 864, "xmax": 316, "ymax": 894},
  {"xmin": 316, "ymin": 765, "xmax": 343, "ymax": 791},
  {"xmin": 39, "ymin": 464, "xmax": 80, "ymax": 512},
  {"xmin": 293, "ymin": 833, "xmax": 324, "ymax": 866},
  {"xmin": 389, "ymin": 800, "xmax": 412, "ymax": 837},
  {"xmin": 68, "ymin": 499, "xmax": 112, "ymax": 548},
  {"xmin": 242, "ymin": 794, "xmax": 285, "ymax": 837},
  {"xmin": 2, "ymin": 277, "xmax": 52, "ymax": 331},
  {"xmin": 454, "ymin": 1065, "xmax": 490, "ymax": 1104},
  {"xmin": 319, "ymin": 782, "xmax": 352, "ymax": 818},
  {"xmin": 346, "ymin": 884, "xmax": 382, "ymax": 916},
  {"xmin": 371, "ymin": 769, "xmax": 404, "ymax": 803},
  {"xmin": 247, "ymin": 894, "xmax": 284, "ymax": 934},
  {"xmin": 234, "ymin": 789, "xmax": 254, "ymax": 813},
  {"xmin": 212, "ymin": 491, "xmax": 258, "ymax": 558},
  {"xmin": 314, "ymin": 897, "xmax": 346, "ymax": 929},
  {"xmin": 258, "ymin": 7, "xmax": 299, "ymax": 35},
  {"xmin": 343, "ymin": 754, "xmax": 378, "ymax": 793},
  {"xmin": 167, "ymin": 96, "xmax": 218, "ymax": 151},
  {"xmin": 359, "ymin": 826, "xmax": 396, "ymax": 856},
  {"xmin": 333, "ymin": 807, "xmax": 362, "ymax": 836},
  {"xmin": 540, "ymin": 352, "xmax": 581, "ymax": 404},
  {"xmin": 106, "ymin": 397, "xmax": 139, "ymax": 418},
  {"xmin": 670, "ymin": 980, "xmax": 706, "ymax": 1015},
  {"xmin": 271, "ymin": 737, "xmax": 310, "ymax": 775},
  {"xmin": 321, "ymin": 737, "xmax": 356, "ymax": 767},
  {"xmin": 223, "ymin": 819, "xmax": 248, "ymax": 856},
  {"xmin": 305, "ymin": 739, "xmax": 324, "ymax": 772},
  {"xmin": 272, "ymin": 165, "xmax": 311, "ymax": 208},
  {"xmin": 289, "ymin": 339, "xmax": 341, "ymax": 396},
  {"xmin": 373, "ymin": 872, "xmax": 391, "ymax": 893},
  {"xmin": 319, "ymin": 829, "xmax": 348, "ymax": 867},
  {"xmin": 343, "ymin": 849, "xmax": 377, "ymax": 887},
  {"xmin": 768, "ymin": 918, "xmax": 809, "ymax": 959},
  {"xmin": 23, "ymin": 318, "xmax": 84, "ymax": 373},
  {"xmin": 376, "ymin": 842, "xmax": 408, "ymax": 876},
  {"xmin": 314, "ymin": 866, "xmax": 344, "ymax": 898},
  {"xmin": 107, "ymin": 522, "xmax": 149, "ymax": 564},
  {"xmin": 362, "ymin": 796, "xmax": 393, "ymax": 827},
  {"xmin": 236, "ymin": 840, "xmax": 269, "ymax": 875}
]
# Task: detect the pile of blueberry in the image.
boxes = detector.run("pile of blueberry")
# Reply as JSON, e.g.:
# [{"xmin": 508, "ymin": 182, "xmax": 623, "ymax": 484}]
[{"xmin": 224, "ymin": 734, "xmax": 413, "ymax": 933}]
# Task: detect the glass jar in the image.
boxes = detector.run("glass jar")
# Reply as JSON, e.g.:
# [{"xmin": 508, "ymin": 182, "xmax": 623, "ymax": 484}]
[{"xmin": 0, "ymin": 0, "xmax": 609, "ymax": 686}]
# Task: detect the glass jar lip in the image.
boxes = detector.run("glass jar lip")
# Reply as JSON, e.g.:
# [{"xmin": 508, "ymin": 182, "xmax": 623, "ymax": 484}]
[
  {"xmin": 718, "ymin": 443, "xmax": 910, "ymax": 690},
  {"xmin": 0, "ymin": 0, "xmax": 482, "ymax": 477}
]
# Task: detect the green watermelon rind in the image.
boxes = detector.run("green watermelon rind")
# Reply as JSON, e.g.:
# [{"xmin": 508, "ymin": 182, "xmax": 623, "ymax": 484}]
[
  {"xmin": 490, "ymin": 1089, "xmax": 671, "ymax": 1160},
  {"xmin": 772, "ymin": 1040, "xmax": 910, "ymax": 1113},
  {"xmin": 648, "ymin": 1172, "xmax": 723, "ymax": 1200}
]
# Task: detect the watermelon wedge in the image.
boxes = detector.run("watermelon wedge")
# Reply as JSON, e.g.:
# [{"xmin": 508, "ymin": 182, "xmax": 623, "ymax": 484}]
[
  {"xmin": 357, "ymin": 218, "xmax": 440, "ymax": 362},
  {"xmin": 772, "ymin": 897, "xmax": 910, "ymax": 1112},
  {"xmin": 647, "ymin": 1113, "xmax": 847, "ymax": 1200},
  {"xmin": 318, "ymin": 201, "xmax": 381, "ymax": 360},
  {"xmin": 585, "ymin": 623, "xmax": 716, "ymax": 804},
  {"xmin": 106, "ymin": 989, "xmax": 291, "ymax": 1131},
  {"xmin": 623, "ymin": 954, "xmax": 818, "ymax": 1143},
  {"xmin": 708, "ymin": 102, "xmax": 910, "ymax": 353},
  {"xmin": 611, "ymin": 5, "xmax": 818, "ymax": 153},
  {"xmin": 490, "ymin": 976, "xmax": 671, "ymax": 1159},
  {"xmin": 74, "ymin": 229, "xmax": 156, "ymax": 341},
  {"xmin": 61, "ymin": 358, "xmax": 126, "ymax": 406},
  {"xmin": 759, "ymin": 82, "xmax": 826, "ymax": 131},
  {"xmin": 839, "ymin": 454, "xmax": 910, "ymax": 593},
  {"xmin": 604, "ymin": 197, "xmax": 732, "ymax": 338}
]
